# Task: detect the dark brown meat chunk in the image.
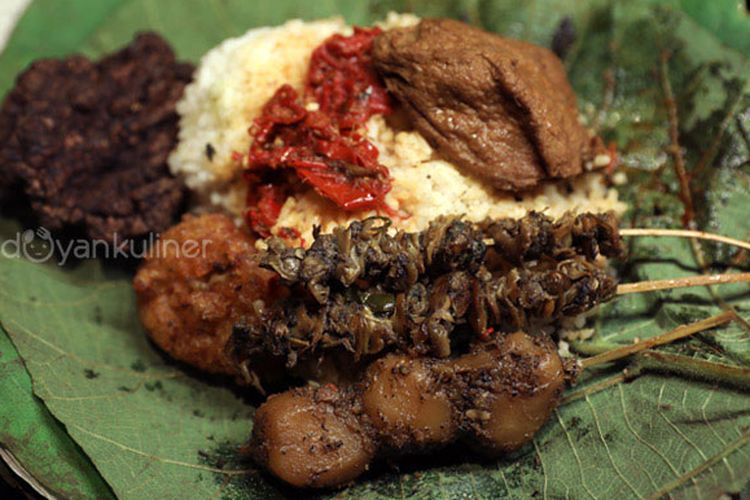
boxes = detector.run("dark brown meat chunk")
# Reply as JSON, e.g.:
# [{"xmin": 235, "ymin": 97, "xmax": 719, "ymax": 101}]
[
  {"xmin": 448, "ymin": 331, "xmax": 569, "ymax": 454},
  {"xmin": 361, "ymin": 354, "xmax": 455, "ymax": 450},
  {"xmin": 250, "ymin": 385, "xmax": 376, "ymax": 488},
  {"xmin": 373, "ymin": 19, "xmax": 604, "ymax": 191},
  {"xmin": 0, "ymin": 33, "xmax": 192, "ymax": 242}
]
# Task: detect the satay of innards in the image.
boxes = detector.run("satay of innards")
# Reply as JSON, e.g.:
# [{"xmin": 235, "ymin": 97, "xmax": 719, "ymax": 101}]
[
  {"xmin": 228, "ymin": 256, "xmax": 617, "ymax": 371},
  {"xmin": 250, "ymin": 331, "xmax": 573, "ymax": 489},
  {"xmin": 227, "ymin": 212, "xmax": 622, "ymax": 378},
  {"xmin": 259, "ymin": 211, "xmax": 624, "ymax": 302},
  {"xmin": 260, "ymin": 216, "xmax": 487, "ymax": 304}
]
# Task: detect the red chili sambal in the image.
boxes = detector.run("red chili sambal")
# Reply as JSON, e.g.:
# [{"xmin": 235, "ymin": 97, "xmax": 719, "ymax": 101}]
[
  {"xmin": 306, "ymin": 27, "xmax": 392, "ymax": 127},
  {"xmin": 243, "ymin": 27, "xmax": 393, "ymax": 236}
]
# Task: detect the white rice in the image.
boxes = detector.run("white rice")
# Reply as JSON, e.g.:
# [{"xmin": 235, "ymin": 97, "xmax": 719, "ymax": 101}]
[
  {"xmin": 169, "ymin": 13, "xmax": 626, "ymax": 244},
  {"xmin": 169, "ymin": 17, "xmax": 349, "ymax": 203}
]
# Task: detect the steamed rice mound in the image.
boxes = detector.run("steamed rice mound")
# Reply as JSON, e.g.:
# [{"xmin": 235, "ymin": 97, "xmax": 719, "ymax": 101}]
[{"xmin": 170, "ymin": 14, "xmax": 625, "ymax": 244}]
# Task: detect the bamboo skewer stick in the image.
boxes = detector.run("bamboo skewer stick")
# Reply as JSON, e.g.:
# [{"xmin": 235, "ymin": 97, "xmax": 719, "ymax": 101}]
[
  {"xmin": 619, "ymin": 227, "xmax": 750, "ymax": 252},
  {"xmin": 580, "ymin": 311, "xmax": 734, "ymax": 369},
  {"xmin": 616, "ymin": 272, "xmax": 750, "ymax": 295},
  {"xmin": 620, "ymin": 227, "xmax": 750, "ymax": 330},
  {"xmin": 552, "ymin": 223, "xmax": 750, "ymax": 396}
]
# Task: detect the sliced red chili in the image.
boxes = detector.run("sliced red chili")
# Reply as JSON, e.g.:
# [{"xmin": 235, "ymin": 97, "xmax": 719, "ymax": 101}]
[
  {"xmin": 306, "ymin": 27, "xmax": 391, "ymax": 127},
  {"xmin": 242, "ymin": 27, "xmax": 393, "ymax": 236},
  {"xmin": 245, "ymin": 182, "xmax": 287, "ymax": 237},
  {"xmin": 479, "ymin": 326, "xmax": 495, "ymax": 341}
]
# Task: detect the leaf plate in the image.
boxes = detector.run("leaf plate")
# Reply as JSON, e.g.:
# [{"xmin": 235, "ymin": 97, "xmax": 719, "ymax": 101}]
[{"xmin": 2, "ymin": 1, "xmax": 750, "ymax": 498}]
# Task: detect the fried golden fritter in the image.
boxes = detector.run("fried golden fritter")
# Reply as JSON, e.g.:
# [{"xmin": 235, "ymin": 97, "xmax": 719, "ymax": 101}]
[{"xmin": 134, "ymin": 213, "xmax": 274, "ymax": 374}]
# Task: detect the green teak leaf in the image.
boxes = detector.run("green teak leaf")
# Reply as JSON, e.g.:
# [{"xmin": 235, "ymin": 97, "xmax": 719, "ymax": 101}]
[
  {"xmin": 0, "ymin": 251, "xmax": 282, "ymax": 498},
  {"xmin": 0, "ymin": 325, "xmax": 113, "ymax": 499},
  {"xmin": 2, "ymin": 0, "xmax": 750, "ymax": 498}
]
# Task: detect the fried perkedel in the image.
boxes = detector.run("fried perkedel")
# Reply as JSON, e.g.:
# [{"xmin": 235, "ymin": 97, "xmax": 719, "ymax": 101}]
[
  {"xmin": 228, "ymin": 212, "xmax": 622, "ymax": 372},
  {"xmin": 0, "ymin": 33, "xmax": 191, "ymax": 242},
  {"xmin": 260, "ymin": 211, "xmax": 623, "ymax": 303},
  {"xmin": 133, "ymin": 213, "xmax": 275, "ymax": 375}
]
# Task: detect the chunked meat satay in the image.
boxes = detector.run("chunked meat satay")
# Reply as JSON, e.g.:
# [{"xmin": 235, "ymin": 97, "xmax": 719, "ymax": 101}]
[
  {"xmin": 250, "ymin": 331, "xmax": 570, "ymax": 488},
  {"xmin": 251, "ymin": 310, "xmax": 742, "ymax": 489}
]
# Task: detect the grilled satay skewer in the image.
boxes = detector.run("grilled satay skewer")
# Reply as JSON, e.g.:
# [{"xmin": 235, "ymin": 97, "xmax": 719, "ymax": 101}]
[
  {"xmin": 230, "ymin": 213, "xmax": 621, "ymax": 372},
  {"xmin": 250, "ymin": 311, "xmax": 741, "ymax": 489},
  {"xmin": 251, "ymin": 331, "xmax": 568, "ymax": 489},
  {"xmin": 229, "ymin": 212, "xmax": 750, "ymax": 385},
  {"xmin": 260, "ymin": 212, "xmax": 750, "ymax": 300},
  {"xmin": 259, "ymin": 212, "xmax": 624, "ymax": 302},
  {"xmin": 229, "ymin": 256, "xmax": 617, "ymax": 369},
  {"xmin": 132, "ymin": 212, "xmax": 750, "ymax": 383}
]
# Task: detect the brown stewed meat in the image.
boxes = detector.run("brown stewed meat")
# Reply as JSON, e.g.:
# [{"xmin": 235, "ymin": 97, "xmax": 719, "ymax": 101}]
[
  {"xmin": 0, "ymin": 33, "xmax": 191, "ymax": 242},
  {"xmin": 372, "ymin": 19, "xmax": 604, "ymax": 191},
  {"xmin": 250, "ymin": 331, "xmax": 571, "ymax": 488},
  {"xmin": 250, "ymin": 385, "xmax": 376, "ymax": 488}
]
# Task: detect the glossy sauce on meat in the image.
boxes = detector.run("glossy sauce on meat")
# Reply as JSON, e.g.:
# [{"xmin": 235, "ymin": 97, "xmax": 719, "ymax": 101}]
[{"xmin": 373, "ymin": 19, "xmax": 604, "ymax": 191}]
